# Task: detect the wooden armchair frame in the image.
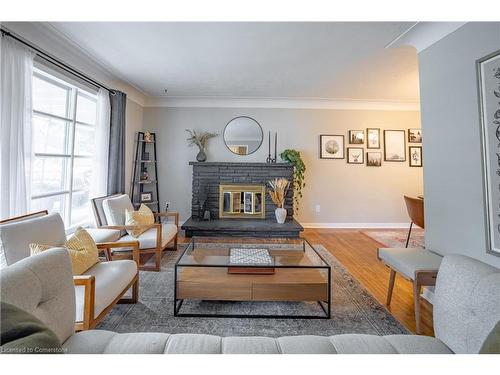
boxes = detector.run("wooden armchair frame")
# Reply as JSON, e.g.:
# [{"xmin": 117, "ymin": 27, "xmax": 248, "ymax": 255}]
[
  {"xmin": 0, "ymin": 211, "xmax": 140, "ymax": 332},
  {"xmin": 91, "ymin": 194, "xmax": 179, "ymax": 272}
]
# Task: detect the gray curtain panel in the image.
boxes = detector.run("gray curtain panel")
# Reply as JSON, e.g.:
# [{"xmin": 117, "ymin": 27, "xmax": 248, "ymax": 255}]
[{"xmin": 107, "ymin": 90, "xmax": 127, "ymax": 195}]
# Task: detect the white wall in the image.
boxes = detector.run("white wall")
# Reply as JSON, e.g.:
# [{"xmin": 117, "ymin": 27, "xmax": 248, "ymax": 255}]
[
  {"xmin": 419, "ymin": 22, "xmax": 500, "ymax": 267},
  {"xmin": 143, "ymin": 106, "xmax": 423, "ymax": 225}
]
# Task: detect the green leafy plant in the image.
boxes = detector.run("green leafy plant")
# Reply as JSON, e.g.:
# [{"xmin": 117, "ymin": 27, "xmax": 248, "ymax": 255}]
[{"xmin": 280, "ymin": 149, "xmax": 306, "ymax": 212}]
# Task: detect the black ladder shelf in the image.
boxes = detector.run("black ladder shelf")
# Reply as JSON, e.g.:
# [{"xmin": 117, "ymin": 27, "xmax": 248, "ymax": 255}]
[{"xmin": 131, "ymin": 132, "xmax": 161, "ymax": 215}]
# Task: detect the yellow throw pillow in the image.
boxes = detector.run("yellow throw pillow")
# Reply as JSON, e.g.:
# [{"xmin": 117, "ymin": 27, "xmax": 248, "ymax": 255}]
[
  {"xmin": 125, "ymin": 204, "xmax": 155, "ymax": 238},
  {"xmin": 29, "ymin": 227, "xmax": 100, "ymax": 275}
]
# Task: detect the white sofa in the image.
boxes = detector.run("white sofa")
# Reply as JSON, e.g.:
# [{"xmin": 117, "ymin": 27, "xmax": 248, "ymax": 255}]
[{"xmin": 1, "ymin": 248, "xmax": 499, "ymax": 354}]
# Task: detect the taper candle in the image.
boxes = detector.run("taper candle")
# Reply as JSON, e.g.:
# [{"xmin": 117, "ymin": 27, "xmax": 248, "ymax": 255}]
[
  {"xmin": 268, "ymin": 131, "xmax": 271, "ymax": 157},
  {"xmin": 274, "ymin": 132, "xmax": 277, "ymax": 161}
]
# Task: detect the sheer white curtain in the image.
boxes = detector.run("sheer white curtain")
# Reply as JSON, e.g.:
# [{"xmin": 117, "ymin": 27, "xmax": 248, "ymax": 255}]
[
  {"xmin": 91, "ymin": 87, "xmax": 111, "ymax": 198},
  {"xmin": 0, "ymin": 36, "xmax": 35, "ymax": 220}
]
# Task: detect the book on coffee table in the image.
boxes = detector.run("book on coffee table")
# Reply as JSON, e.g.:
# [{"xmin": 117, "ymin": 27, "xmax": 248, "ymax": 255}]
[{"xmin": 228, "ymin": 248, "xmax": 275, "ymax": 274}]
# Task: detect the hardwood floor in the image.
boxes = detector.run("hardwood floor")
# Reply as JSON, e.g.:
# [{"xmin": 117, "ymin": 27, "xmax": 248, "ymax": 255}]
[
  {"xmin": 301, "ymin": 228, "xmax": 434, "ymax": 336},
  {"xmin": 178, "ymin": 228, "xmax": 434, "ymax": 336}
]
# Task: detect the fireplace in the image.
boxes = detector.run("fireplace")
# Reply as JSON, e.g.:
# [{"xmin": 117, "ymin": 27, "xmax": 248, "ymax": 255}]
[
  {"xmin": 219, "ymin": 184, "xmax": 266, "ymax": 219},
  {"xmin": 182, "ymin": 162, "xmax": 303, "ymax": 237}
]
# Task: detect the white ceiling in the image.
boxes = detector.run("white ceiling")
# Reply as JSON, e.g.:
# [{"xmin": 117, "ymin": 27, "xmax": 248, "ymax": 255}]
[{"xmin": 49, "ymin": 22, "xmax": 420, "ymax": 102}]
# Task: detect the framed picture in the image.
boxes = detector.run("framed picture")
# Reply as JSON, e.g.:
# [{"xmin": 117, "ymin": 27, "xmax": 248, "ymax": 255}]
[
  {"xmin": 408, "ymin": 128, "xmax": 422, "ymax": 143},
  {"xmin": 320, "ymin": 135, "xmax": 344, "ymax": 159},
  {"xmin": 142, "ymin": 152, "xmax": 150, "ymax": 161},
  {"xmin": 347, "ymin": 147, "xmax": 364, "ymax": 164},
  {"xmin": 348, "ymin": 130, "xmax": 364, "ymax": 144},
  {"xmin": 477, "ymin": 48, "xmax": 500, "ymax": 256},
  {"xmin": 140, "ymin": 192, "xmax": 153, "ymax": 203},
  {"xmin": 409, "ymin": 146, "xmax": 423, "ymax": 167},
  {"xmin": 384, "ymin": 130, "xmax": 406, "ymax": 162},
  {"xmin": 366, "ymin": 152, "xmax": 382, "ymax": 167},
  {"xmin": 367, "ymin": 128, "xmax": 380, "ymax": 149}
]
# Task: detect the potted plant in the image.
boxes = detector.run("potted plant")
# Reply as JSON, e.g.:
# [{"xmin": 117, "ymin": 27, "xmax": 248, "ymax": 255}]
[
  {"xmin": 268, "ymin": 178, "xmax": 290, "ymax": 224},
  {"xmin": 280, "ymin": 149, "xmax": 306, "ymax": 212},
  {"xmin": 186, "ymin": 129, "xmax": 218, "ymax": 162}
]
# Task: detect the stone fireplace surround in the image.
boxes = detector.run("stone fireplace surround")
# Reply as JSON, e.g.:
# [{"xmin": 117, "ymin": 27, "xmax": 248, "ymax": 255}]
[{"xmin": 181, "ymin": 162, "xmax": 303, "ymax": 237}]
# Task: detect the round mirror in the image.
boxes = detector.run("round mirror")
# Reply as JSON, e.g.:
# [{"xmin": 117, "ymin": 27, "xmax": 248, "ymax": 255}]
[{"xmin": 223, "ymin": 116, "xmax": 263, "ymax": 156}]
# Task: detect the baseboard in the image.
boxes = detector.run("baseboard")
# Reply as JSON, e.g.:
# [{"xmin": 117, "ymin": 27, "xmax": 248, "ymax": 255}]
[{"xmin": 300, "ymin": 222, "xmax": 411, "ymax": 229}]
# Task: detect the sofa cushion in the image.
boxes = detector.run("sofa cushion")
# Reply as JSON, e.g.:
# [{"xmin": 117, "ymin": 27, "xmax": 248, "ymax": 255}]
[
  {"xmin": 125, "ymin": 204, "xmax": 155, "ymax": 237},
  {"xmin": 104, "ymin": 333, "xmax": 170, "ymax": 354},
  {"xmin": 222, "ymin": 337, "xmax": 280, "ymax": 354},
  {"xmin": 377, "ymin": 247, "xmax": 442, "ymax": 279},
  {"xmin": 74, "ymin": 260, "xmax": 137, "ymax": 322},
  {"xmin": 0, "ymin": 301, "xmax": 63, "ymax": 354},
  {"xmin": 479, "ymin": 321, "xmax": 500, "ymax": 354},
  {"xmin": 329, "ymin": 334, "xmax": 398, "ymax": 354},
  {"xmin": 0, "ymin": 213, "xmax": 66, "ymax": 266},
  {"xmin": 115, "ymin": 223, "xmax": 177, "ymax": 250},
  {"xmin": 383, "ymin": 335, "xmax": 453, "ymax": 354},
  {"xmin": 102, "ymin": 194, "xmax": 134, "ymax": 227},
  {"xmin": 61, "ymin": 330, "xmax": 117, "ymax": 354},
  {"xmin": 164, "ymin": 334, "xmax": 221, "ymax": 354},
  {"xmin": 85, "ymin": 228, "xmax": 121, "ymax": 244},
  {"xmin": 278, "ymin": 335, "xmax": 337, "ymax": 354}
]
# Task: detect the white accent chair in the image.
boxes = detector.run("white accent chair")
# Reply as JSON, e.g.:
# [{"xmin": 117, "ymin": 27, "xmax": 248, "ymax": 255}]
[
  {"xmin": 0, "ymin": 211, "xmax": 140, "ymax": 331},
  {"xmin": 91, "ymin": 194, "xmax": 179, "ymax": 272},
  {"xmin": 377, "ymin": 247, "xmax": 442, "ymax": 334},
  {"xmin": 1, "ymin": 249, "xmax": 499, "ymax": 353}
]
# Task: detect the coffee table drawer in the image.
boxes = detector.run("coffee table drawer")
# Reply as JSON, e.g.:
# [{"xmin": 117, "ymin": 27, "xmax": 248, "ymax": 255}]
[{"xmin": 252, "ymin": 283, "xmax": 328, "ymax": 301}]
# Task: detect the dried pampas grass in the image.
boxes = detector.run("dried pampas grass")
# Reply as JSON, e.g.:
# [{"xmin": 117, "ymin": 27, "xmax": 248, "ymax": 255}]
[{"xmin": 268, "ymin": 178, "xmax": 289, "ymax": 209}]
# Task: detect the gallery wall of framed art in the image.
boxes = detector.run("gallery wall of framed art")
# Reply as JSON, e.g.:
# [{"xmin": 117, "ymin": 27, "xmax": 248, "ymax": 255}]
[{"xmin": 320, "ymin": 128, "xmax": 422, "ymax": 168}]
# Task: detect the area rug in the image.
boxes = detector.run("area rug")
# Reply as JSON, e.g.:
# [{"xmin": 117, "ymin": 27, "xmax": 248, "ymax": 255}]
[
  {"xmin": 361, "ymin": 229, "xmax": 425, "ymax": 248},
  {"xmin": 97, "ymin": 244, "xmax": 409, "ymax": 337}
]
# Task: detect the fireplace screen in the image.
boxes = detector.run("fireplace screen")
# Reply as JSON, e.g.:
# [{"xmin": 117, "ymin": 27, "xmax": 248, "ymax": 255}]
[{"xmin": 219, "ymin": 184, "xmax": 266, "ymax": 219}]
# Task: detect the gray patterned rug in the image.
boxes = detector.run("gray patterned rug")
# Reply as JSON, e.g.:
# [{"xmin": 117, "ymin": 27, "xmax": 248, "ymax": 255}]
[{"xmin": 97, "ymin": 244, "xmax": 409, "ymax": 337}]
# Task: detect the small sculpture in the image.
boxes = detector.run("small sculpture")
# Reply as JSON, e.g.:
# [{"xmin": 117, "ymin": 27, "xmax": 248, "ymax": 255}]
[{"xmin": 144, "ymin": 131, "xmax": 153, "ymax": 142}]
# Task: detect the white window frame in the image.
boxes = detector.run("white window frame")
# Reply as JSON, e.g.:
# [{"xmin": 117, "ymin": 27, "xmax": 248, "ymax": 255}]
[{"xmin": 31, "ymin": 67, "xmax": 98, "ymax": 231}]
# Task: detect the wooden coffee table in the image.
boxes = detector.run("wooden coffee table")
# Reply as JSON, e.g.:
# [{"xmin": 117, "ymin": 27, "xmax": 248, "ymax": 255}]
[{"xmin": 174, "ymin": 237, "xmax": 331, "ymax": 319}]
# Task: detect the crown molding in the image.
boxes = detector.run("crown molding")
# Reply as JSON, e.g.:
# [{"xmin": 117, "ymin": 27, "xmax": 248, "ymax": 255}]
[
  {"xmin": 385, "ymin": 22, "xmax": 467, "ymax": 53},
  {"xmin": 2, "ymin": 22, "xmax": 147, "ymax": 106},
  {"xmin": 144, "ymin": 96, "xmax": 420, "ymax": 111}
]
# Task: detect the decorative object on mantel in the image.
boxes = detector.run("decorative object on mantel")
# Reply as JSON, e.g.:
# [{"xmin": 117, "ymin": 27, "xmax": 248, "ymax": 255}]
[
  {"xmin": 186, "ymin": 129, "xmax": 218, "ymax": 162},
  {"xmin": 223, "ymin": 116, "xmax": 263, "ymax": 156},
  {"xmin": 268, "ymin": 178, "xmax": 290, "ymax": 224},
  {"xmin": 266, "ymin": 131, "xmax": 278, "ymax": 163},
  {"xmin": 144, "ymin": 131, "xmax": 153, "ymax": 142},
  {"xmin": 131, "ymin": 132, "xmax": 160, "ymax": 213},
  {"xmin": 476, "ymin": 48, "xmax": 500, "ymax": 256},
  {"xmin": 280, "ymin": 149, "xmax": 306, "ymax": 212}
]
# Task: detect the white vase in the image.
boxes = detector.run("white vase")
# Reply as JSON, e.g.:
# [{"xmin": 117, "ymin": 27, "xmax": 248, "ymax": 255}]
[{"xmin": 275, "ymin": 207, "xmax": 287, "ymax": 224}]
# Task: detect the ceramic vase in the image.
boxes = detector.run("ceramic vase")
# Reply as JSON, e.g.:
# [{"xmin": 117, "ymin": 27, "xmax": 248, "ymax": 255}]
[
  {"xmin": 275, "ymin": 207, "xmax": 287, "ymax": 224},
  {"xmin": 196, "ymin": 148, "xmax": 207, "ymax": 162}
]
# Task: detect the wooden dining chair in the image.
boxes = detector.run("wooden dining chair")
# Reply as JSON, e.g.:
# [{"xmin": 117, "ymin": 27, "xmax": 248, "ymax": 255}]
[{"xmin": 403, "ymin": 195, "xmax": 425, "ymax": 248}]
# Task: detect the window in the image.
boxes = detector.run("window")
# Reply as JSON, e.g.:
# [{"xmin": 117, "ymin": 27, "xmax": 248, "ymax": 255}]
[{"xmin": 31, "ymin": 68, "xmax": 98, "ymax": 230}]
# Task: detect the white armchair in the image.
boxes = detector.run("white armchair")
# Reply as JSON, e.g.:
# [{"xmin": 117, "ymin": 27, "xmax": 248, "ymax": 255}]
[
  {"xmin": 91, "ymin": 194, "xmax": 179, "ymax": 272},
  {"xmin": 0, "ymin": 211, "xmax": 139, "ymax": 331}
]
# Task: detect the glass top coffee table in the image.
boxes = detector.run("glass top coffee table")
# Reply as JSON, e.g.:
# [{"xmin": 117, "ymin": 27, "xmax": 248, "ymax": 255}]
[{"xmin": 174, "ymin": 237, "xmax": 331, "ymax": 319}]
